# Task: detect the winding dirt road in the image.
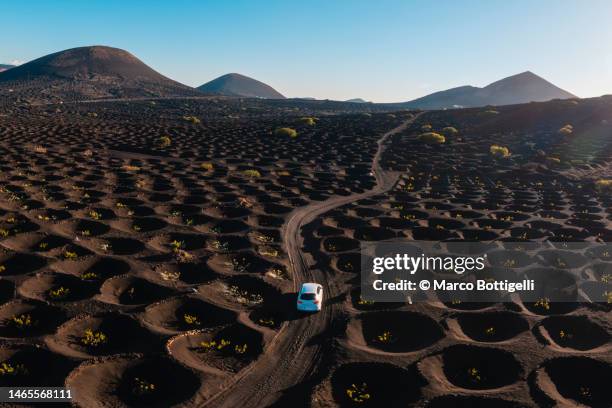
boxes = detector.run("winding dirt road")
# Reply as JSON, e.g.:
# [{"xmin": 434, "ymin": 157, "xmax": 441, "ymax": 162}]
[{"xmin": 206, "ymin": 113, "xmax": 421, "ymax": 407}]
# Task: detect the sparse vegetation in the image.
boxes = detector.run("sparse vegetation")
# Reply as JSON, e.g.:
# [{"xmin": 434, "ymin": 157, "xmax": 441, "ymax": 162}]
[
  {"xmin": 81, "ymin": 329, "xmax": 108, "ymax": 347},
  {"xmin": 211, "ymin": 239, "xmax": 229, "ymax": 252},
  {"xmin": 266, "ymin": 266, "xmax": 287, "ymax": 279},
  {"xmin": 88, "ymin": 210, "xmax": 102, "ymax": 220},
  {"xmin": 0, "ymin": 362, "xmax": 28, "ymax": 376},
  {"xmin": 375, "ymin": 330, "xmax": 395, "ymax": 344},
  {"xmin": 234, "ymin": 343, "xmax": 248, "ymax": 354},
  {"xmin": 170, "ymin": 240, "xmax": 184, "ymax": 252},
  {"xmin": 242, "ymin": 169, "xmax": 261, "ymax": 178},
  {"xmin": 200, "ymin": 338, "xmax": 230, "ymax": 351},
  {"xmin": 467, "ymin": 367, "xmax": 482, "ymax": 383},
  {"xmin": 48, "ymin": 286, "xmax": 71, "ymax": 300},
  {"xmin": 159, "ymin": 269, "xmax": 180, "ymax": 282},
  {"xmin": 418, "ymin": 132, "xmax": 446, "ymax": 144},
  {"xmin": 274, "ymin": 127, "xmax": 298, "ymax": 138},
  {"xmin": 239, "ymin": 197, "xmax": 253, "ymax": 207},
  {"xmin": 490, "ymin": 144, "xmax": 510, "ymax": 158},
  {"xmin": 595, "ymin": 179, "xmax": 612, "ymax": 191},
  {"xmin": 183, "ymin": 313, "xmax": 201, "ymax": 326},
  {"xmin": 357, "ymin": 296, "xmax": 374, "ymax": 306},
  {"xmin": 558, "ymin": 124, "xmax": 573, "ymax": 135},
  {"xmin": 324, "ymin": 241, "xmax": 338, "ymax": 251},
  {"xmin": 80, "ymin": 271, "xmax": 99, "ymax": 281},
  {"xmin": 346, "ymin": 382, "xmax": 371, "ymax": 403},
  {"xmin": 258, "ymin": 246, "xmax": 279, "ymax": 257},
  {"xmin": 534, "ymin": 297, "xmax": 551, "ymax": 310},
  {"xmin": 174, "ymin": 248, "xmax": 193, "ymax": 263},
  {"xmin": 257, "ymin": 317, "xmax": 276, "ymax": 327},
  {"xmin": 298, "ymin": 117, "xmax": 317, "ymax": 126},
  {"xmin": 64, "ymin": 251, "xmax": 78, "ymax": 260},
  {"xmin": 132, "ymin": 377, "xmax": 156, "ymax": 396},
  {"xmin": 231, "ymin": 255, "xmax": 251, "ymax": 273},
  {"xmin": 227, "ymin": 285, "xmax": 264, "ymax": 305},
  {"xmin": 183, "ymin": 115, "xmax": 201, "ymax": 124},
  {"xmin": 9, "ymin": 314, "xmax": 36, "ymax": 329},
  {"xmin": 157, "ymin": 135, "xmax": 172, "ymax": 147},
  {"xmin": 199, "ymin": 337, "xmax": 249, "ymax": 356}
]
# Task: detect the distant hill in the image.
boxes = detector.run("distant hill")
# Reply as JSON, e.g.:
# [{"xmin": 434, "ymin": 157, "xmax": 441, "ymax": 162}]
[
  {"xmin": 398, "ymin": 71, "xmax": 576, "ymax": 109},
  {"xmin": 198, "ymin": 73, "xmax": 285, "ymax": 99},
  {"xmin": 0, "ymin": 64, "xmax": 15, "ymax": 73},
  {"xmin": 346, "ymin": 98, "xmax": 369, "ymax": 103},
  {"xmin": 0, "ymin": 46, "xmax": 199, "ymax": 102}
]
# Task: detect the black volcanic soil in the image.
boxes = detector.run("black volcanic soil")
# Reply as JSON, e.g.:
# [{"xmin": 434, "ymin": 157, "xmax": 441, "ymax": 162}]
[
  {"xmin": 299, "ymin": 98, "xmax": 612, "ymax": 407},
  {"xmin": 0, "ymin": 97, "xmax": 406, "ymax": 407},
  {"xmin": 0, "ymin": 95, "xmax": 610, "ymax": 407}
]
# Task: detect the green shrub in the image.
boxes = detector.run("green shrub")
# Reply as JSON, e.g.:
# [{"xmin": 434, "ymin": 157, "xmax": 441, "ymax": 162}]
[
  {"xmin": 81, "ymin": 329, "xmax": 107, "ymax": 347},
  {"xmin": 595, "ymin": 179, "xmax": 612, "ymax": 191},
  {"xmin": 242, "ymin": 169, "xmax": 261, "ymax": 178},
  {"xmin": 298, "ymin": 117, "xmax": 317, "ymax": 126},
  {"xmin": 133, "ymin": 377, "xmax": 156, "ymax": 396},
  {"xmin": 558, "ymin": 124, "xmax": 573, "ymax": 135},
  {"xmin": 418, "ymin": 132, "xmax": 446, "ymax": 144},
  {"xmin": 490, "ymin": 144, "xmax": 510, "ymax": 158},
  {"xmin": 158, "ymin": 136, "xmax": 172, "ymax": 147},
  {"xmin": 274, "ymin": 127, "xmax": 298, "ymax": 138},
  {"xmin": 183, "ymin": 314, "xmax": 201, "ymax": 326},
  {"xmin": 0, "ymin": 362, "xmax": 28, "ymax": 376},
  {"xmin": 183, "ymin": 115, "xmax": 201, "ymax": 124},
  {"xmin": 442, "ymin": 126, "xmax": 459, "ymax": 135},
  {"xmin": 9, "ymin": 314, "xmax": 36, "ymax": 329},
  {"xmin": 48, "ymin": 286, "xmax": 70, "ymax": 300}
]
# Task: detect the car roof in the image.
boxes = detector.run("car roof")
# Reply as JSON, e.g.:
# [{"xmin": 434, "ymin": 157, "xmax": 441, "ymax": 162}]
[{"xmin": 300, "ymin": 282, "xmax": 321, "ymax": 293}]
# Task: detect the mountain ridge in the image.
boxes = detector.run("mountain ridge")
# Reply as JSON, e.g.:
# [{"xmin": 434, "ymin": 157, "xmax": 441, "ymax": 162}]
[
  {"xmin": 0, "ymin": 46, "xmax": 199, "ymax": 102},
  {"xmin": 346, "ymin": 98, "xmax": 369, "ymax": 103},
  {"xmin": 0, "ymin": 64, "xmax": 15, "ymax": 73},
  {"xmin": 398, "ymin": 71, "xmax": 576, "ymax": 109},
  {"xmin": 198, "ymin": 73, "xmax": 285, "ymax": 99}
]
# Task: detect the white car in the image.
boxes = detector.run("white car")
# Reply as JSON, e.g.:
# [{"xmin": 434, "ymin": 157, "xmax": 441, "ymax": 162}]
[{"xmin": 297, "ymin": 282, "xmax": 323, "ymax": 312}]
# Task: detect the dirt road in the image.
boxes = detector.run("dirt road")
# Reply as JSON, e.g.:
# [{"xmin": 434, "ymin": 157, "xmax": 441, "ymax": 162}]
[{"xmin": 206, "ymin": 113, "xmax": 421, "ymax": 407}]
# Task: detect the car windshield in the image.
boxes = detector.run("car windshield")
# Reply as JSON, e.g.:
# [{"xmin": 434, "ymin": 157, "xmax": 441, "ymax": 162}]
[{"xmin": 300, "ymin": 293, "xmax": 316, "ymax": 300}]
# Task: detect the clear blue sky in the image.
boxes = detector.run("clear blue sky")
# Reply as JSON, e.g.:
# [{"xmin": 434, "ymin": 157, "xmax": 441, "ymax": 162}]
[{"xmin": 2, "ymin": 0, "xmax": 611, "ymax": 102}]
